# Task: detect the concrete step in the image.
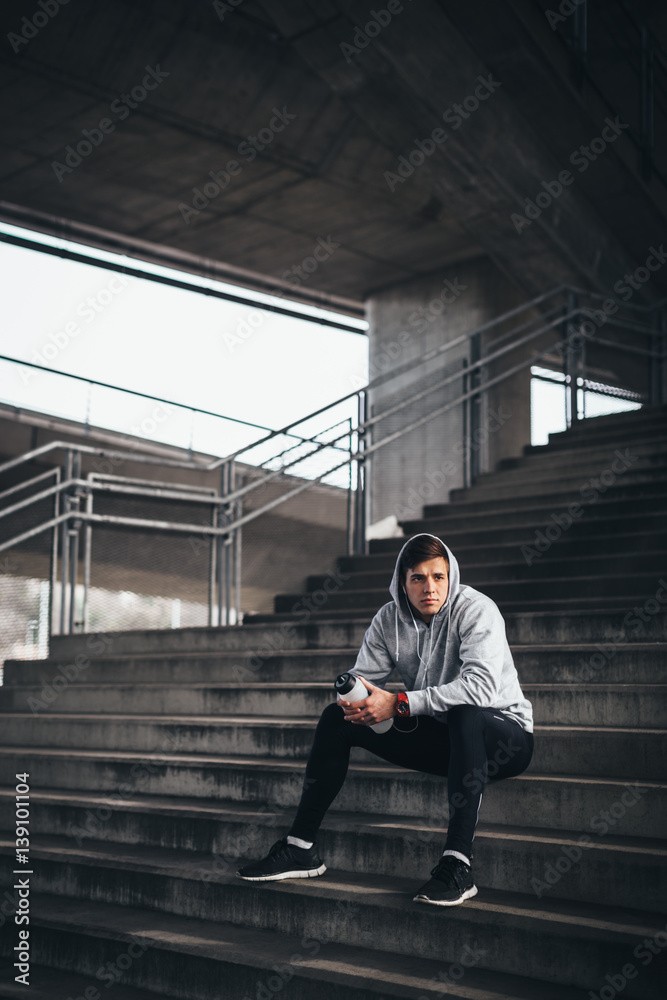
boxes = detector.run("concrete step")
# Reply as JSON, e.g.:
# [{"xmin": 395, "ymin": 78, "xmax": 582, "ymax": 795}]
[
  {"xmin": 0, "ymin": 838, "xmax": 664, "ymax": 997},
  {"xmin": 1, "ymin": 650, "xmax": 361, "ymax": 686},
  {"xmin": 4, "ymin": 642, "xmax": 665, "ymax": 687},
  {"xmin": 400, "ymin": 492, "xmax": 667, "ymax": 533},
  {"xmin": 528, "ymin": 413, "xmax": 667, "ymax": 442},
  {"xmin": 47, "ymin": 608, "xmax": 667, "ymax": 655},
  {"xmin": 401, "ymin": 513, "xmax": 665, "ymax": 552},
  {"xmin": 48, "ymin": 620, "xmax": 370, "ymax": 659},
  {"xmin": 423, "ymin": 480, "xmax": 667, "ymax": 518},
  {"xmin": 0, "ymin": 748, "xmax": 663, "ymax": 836},
  {"xmin": 2, "ymin": 682, "xmax": 665, "ymax": 728},
  {"xmin": 495, "ymin": 453, "xmax": 667, "ymax": 487},
  {"xmin": 0, "ymin": 716, "xmax": 663, "ymax": 777},
  {"xmin": 367, "ymin": 513, "xmax": 665, "ymax": 552},
  {"xmin": 497, "ymin": 441, "xmax": 667, "ymax": 474},
  {"xmin": 275, "ymin": 574, "xmax": 667, "ymax": 611},
  {"xmin": 345, "ymin": 531, "xmax": 667, "ymax": 572},
  {"xmin": 542, "ymin": 405, "xmax": 665, "ymax": 436},
  {"xmin": 0, "ymin": 963, "xmax": 158, "ymax": 1000},
  {"xmin": 508, "ymin": 429, "xmax": 667, "ymax": 463},
  {"xmin": 247, "ymin": 607, "xmax": 667, "ymax": 642},
  {"xmin": 0, "ymin": 892, "xmax": 601, "ymax": 1000},
  {"xmin": 449, "ymin": 469, "xmax": 667, "ymax": 505},
  {"xmin": 313, "ymin": 552, "xmax": 667, "ymax": 590},
  {"xmin": 526, "ymin": 421, "xmax": 667, "ymax": 453},
  {"xmin": 262, "ymin": 597, "xmax": 667, "ymax": 618},
  {"xmin": 1, "ymin": 791, "xmax": 663, "ymax": 912},
  {"xmin": 450, "ymin": 458, "xmax": 667, "ymax": 496}
]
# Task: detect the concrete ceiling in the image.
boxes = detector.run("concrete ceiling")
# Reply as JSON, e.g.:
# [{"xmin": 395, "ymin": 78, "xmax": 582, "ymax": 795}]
[{"xmin": 1, "ymin": 0, "xmax": 666, "ymax": 305}]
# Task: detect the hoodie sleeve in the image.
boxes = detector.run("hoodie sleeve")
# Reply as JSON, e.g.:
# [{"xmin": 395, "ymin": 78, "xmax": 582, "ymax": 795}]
[
  {"xmin": 350, "ymin": 611, "xmax": 395, "ymax": 689},
  {"xmin": 406, "ymin": 596, "xmax": 506, "ymax": 715}
]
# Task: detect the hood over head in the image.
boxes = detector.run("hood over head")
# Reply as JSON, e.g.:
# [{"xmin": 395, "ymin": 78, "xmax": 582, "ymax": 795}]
[{"xmin": 389, "ymin": 533, "xmax": 460, "ymax": 624}]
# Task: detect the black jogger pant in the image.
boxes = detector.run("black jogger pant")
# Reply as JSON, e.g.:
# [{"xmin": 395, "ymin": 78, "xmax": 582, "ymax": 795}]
[{"xmin": 288, "ymin": 702, "xmax": 534, "ymax": 860}]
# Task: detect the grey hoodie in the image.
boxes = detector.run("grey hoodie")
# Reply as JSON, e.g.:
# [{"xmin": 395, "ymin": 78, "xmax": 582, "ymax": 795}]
[{"xmin": 350, "ymin": 533, "xmax": 533, "ymax": 733}]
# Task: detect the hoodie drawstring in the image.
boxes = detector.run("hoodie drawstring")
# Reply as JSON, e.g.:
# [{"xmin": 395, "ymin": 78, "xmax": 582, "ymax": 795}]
[{"xmin": 395, "ymin": 605, "xmax": 400, "ymax": 663}]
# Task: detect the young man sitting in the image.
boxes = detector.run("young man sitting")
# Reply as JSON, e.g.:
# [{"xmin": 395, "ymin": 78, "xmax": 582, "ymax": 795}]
[{"xmin": 237, "ymin": 532, "xmax": 534, "ymax": 906}]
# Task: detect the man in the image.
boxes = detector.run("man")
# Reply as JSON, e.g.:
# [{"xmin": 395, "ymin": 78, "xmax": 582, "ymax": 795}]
[{"xmin": 237, "ymin": 532, "xmax": 534, "ymax": 906}]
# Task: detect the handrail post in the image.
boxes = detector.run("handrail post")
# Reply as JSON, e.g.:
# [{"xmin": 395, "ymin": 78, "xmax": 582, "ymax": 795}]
[
  {"xmin": 354, "ymin": 392, "xmax": 368, "ymax": 555},
  {"xmin": 81, "ymin": 479, "xmax": 93, "ymax": 633},
  {"xmin": 469, "ymin": 333, "xmax": 482, "ymax": 482},
  {"xmin": 68, "ymin": 450, "xmax": 82, "ymax": 633},
  {"xmin": 208, "ymin": 501, "xmax": 218, "ymax": 627},
  {"xmin": 48, "ymin": 468, "xmax": 60, "ymax": 643},
  {"xmin": 565, "ymin": 291, "xmax": 580, "ymax": 427},
  {"xmin": 58, "ymin": 450, "xmax": 73, "ymax": 634},
  {"xmin": 233, "ymin": 464, "xmax": 242, "ymax": 625},
  {"xmin": 217, "ymin": 459, "xmax": 238, "ymax": 626},
  {"xmin": 461, "ymin": 359, "xmax": 470, "ymax": 489},
  {"xmin": 346, "ymin": 418, "xmax": 354, "ymax": 556},
  {"xmin": 217, "ymin": 463, "xmax": 227, "ymax": 627}
]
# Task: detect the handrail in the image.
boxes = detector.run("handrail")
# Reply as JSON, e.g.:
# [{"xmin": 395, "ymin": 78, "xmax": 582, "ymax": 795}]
[
  {"xmin": 1, "ymin": 283, "xmax": 663, "ymax": 512},
  {"xmin": 0, "ymin": 353, "xmax": 277, "ymax": 437},
  {"xmin": 2, "ymin": 281, "xmax": 663, "ymax": 632},
  {"xmin": 4, "ymin": 282, "xmax": 662, "ymax": 488}
]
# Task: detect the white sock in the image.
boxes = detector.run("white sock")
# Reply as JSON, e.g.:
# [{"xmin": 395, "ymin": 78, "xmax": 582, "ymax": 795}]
[
  {"xmin": 287, "ymin": 835, "xmax": 313, "ymax": 850},
  {"xmin": 442, "ymin": 849, "xmax": 470, "ymax": 866}
]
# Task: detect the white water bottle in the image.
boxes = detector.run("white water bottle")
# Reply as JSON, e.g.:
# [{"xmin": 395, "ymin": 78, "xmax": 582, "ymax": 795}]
[{"xmin": 334, "ymin": 672, "xmax": 393, "ymax": 734}]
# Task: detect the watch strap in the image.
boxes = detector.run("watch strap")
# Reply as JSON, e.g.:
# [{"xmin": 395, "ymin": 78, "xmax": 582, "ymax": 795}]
[{"xmin": 396, "ymin": 691, "xmax": 410, "ymax": 715}]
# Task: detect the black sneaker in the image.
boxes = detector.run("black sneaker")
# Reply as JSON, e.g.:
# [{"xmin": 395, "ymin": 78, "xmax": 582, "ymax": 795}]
[
  {"xmin": 413, "ymin": 855, "xmax": 478, "ymax": 906},
  {"xmin": 236, "ymin": 838, "xmax": 326, "ymax": 881}
]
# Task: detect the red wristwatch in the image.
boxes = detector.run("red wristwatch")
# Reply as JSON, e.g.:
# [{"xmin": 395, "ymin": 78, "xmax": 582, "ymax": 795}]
[{"xmin": 396, "ymin": 692, "xmax": 410, "ymax": 716}]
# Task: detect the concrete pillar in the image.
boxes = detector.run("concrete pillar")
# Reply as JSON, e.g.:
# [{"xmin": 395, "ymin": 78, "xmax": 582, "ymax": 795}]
[{"xmin": 366, "ymin": 256, "xmax": 532, "ymax": 526}]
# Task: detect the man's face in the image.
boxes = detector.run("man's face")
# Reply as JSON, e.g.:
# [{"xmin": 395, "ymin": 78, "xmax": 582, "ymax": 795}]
[{"xmin": 403, "ymin": 556, "xmax": 449, "ymax": 623}]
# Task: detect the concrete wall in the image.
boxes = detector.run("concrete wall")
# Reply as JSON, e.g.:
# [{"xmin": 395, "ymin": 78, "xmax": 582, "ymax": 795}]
[{"xmin": 366, "ymin": 256, "xmax": 532, "ymax": 524}]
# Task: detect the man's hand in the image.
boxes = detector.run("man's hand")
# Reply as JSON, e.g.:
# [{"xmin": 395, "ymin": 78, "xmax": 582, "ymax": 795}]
[{"xmin": 339, "ymin": 676, "xmax": 398, "ymax": 725}]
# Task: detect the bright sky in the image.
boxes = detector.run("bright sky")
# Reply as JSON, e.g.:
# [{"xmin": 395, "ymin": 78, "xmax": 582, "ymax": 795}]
[
  {"xmin": 0, "ymin": 226, "xmax": 639, "ymax": 459},
  {"xmin": 0, "ymin": 227, "xmax": 369, "ymax": 461}
]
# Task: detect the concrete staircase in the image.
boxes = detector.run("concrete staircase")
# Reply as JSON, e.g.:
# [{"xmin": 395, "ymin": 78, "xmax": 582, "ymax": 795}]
[{"xmin": 1, "ymin": 406, "xmax": 666, "ymax": 999}]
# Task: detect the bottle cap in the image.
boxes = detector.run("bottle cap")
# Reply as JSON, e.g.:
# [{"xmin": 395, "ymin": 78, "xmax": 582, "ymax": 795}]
[{"xmin": 334, "ymin": 672, "xmax": 355, "ymax": 694}]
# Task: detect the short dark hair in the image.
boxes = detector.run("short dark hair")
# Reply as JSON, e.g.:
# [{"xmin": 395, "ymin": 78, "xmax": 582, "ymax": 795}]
[{"xmin": 400, "ymin": 535, "xmax": 448, "ymax": 582}]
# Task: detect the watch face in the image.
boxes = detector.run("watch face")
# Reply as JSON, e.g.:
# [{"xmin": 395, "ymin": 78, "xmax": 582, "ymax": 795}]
[{"xmin": 397, "ymin": 700, "xmax": 409, "ymax": 715}]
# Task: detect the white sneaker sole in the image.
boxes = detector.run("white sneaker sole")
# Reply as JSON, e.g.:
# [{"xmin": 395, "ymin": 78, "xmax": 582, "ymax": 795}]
[
  {"xmin": 236, "ymin": 863, "xmax": 327, "ymax": 882},
  {"xmin": 413, "ymin": 884, "xmax": 478, "ymax": 906}
]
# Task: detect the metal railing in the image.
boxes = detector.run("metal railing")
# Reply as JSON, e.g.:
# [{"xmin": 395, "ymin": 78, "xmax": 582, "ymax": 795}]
[{"xmin": 1, "ymin": 283, "xmax": 665, "ymax": 635}]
